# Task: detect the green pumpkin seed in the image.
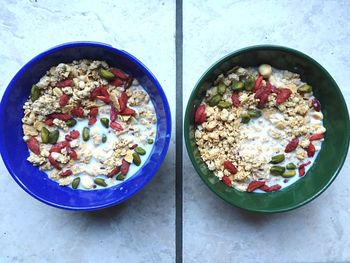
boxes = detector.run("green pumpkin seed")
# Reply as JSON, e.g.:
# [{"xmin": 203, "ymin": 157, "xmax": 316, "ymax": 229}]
[
  {"xmin": 282, "ymin": 170, "xmax": 296, "ymax": 178},
  {"xmin": 72, "ymin": 177, "xmax": 80, "ymax": 189},
  {"xmin": 102, "ymin": 134, "xmax": 107, "ymax": 143},
  {"xmin": 94, "ymin": 178, "xmax": 107, "ymax": 187},
  {"xmin": 116, "ymin": 173, "xmax": 126, "ymax": 181},
  {"xmin": 248, "ymin": 109, "xmax": 262, "ymax": 118},
  {"xmin": 240, "ymin": 112, "xmax": 250, "ymax": 124},
  {"xmin": 147, "ymin": 138, "xmax": 154, "ymax": 144},
  {"xmin": 135, "ymin": 146, "xmax": 146, "ymax": 155},
  {"xmin": 243, "ymin": 76, "xmax": 255, "ymax": 91},
  {"xmin": 298, "ymin": 84, "xmax": 312, "ymax": 93},
  {"xmin": 217, "ymin": 101, "xmax": 232, "ymax": 109},
  {"xmin": 83, "ymin": 127, "xmax": 90, "ymax": 141},
  {"xmin": 100, "ymin": 118, "xmax": 109, "ymax": 128},
  {"xmin": 133, "ymin": 152, "xmax": 141, "ymax": 166},
  {"xmin": 270, "ymin": 154, "xmax": 285, "ymax": 164},
  {"xmin": 98, "ymin": 68, "xmax": 115, "ymax": 80},
  {"xmin": 66, "ymin": 119, "xmax": 77, "ymax": 127},
  {"xmin": 230, "ymin": 80, "xmax": 244, "ymax": 91},
  {"xmin": 208, "ymin": 94, "xmax": 222, "ymax": 107},
  {"xmin": 286, "ymin": 163, "xmax": 297, "ymax": 170},
  {"xmin": 217, "ymin": 83, "xmax": 227, "ymax": 95},
  {"xmin": 270, "ymin": 166, "xmax": 286, "ymax": 175},
  {"xmin": 30, "ymin": 85, "xmax": 40, "ymax": 102},
  {"xmin": 48, "ymin": 130, "xmax": 59, "ymax": 144},
  {"xmin": 41, "ymin": 127, "xmax": 49, "ymax": 144}
]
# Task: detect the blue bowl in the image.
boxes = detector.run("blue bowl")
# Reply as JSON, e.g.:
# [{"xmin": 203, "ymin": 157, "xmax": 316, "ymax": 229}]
[{"xmin": 0, "ymin": 42, "xmax": 171, "ymax": 210}]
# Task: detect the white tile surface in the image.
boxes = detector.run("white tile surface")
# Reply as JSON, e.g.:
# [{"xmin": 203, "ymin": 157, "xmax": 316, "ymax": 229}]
[
  {"xmin": 0, "ymin": 1, "xmax": 175, "ymax": 262},
  {"xmin": 184, "ymin": 1, "xmax": 350, "ymax": 262}
]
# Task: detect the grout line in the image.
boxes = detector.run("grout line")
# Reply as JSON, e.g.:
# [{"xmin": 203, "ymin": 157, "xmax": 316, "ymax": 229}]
[{"xmin": 175, "ymin": 0, "xmax": 183, "ymax": 262}]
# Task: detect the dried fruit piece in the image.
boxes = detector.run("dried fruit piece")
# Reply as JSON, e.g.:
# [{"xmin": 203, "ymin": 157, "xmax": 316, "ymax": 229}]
[
  {"xmin": 298, "ymin": 161, "xmax": 311, "ymax": 177},
  {"xmin": 107, "ymin": 166, "xmax": 121, "ymax": 178},
  {"xmin": 307, "ymin": 143, "xmax": 316, "ymax": 157},
  {"xmin": 45, "ymin": 118, "xmax": 54, "ymax": 126},
  {"xmin": 133, "ymin": 152, "xmax": 141, "ymax": 166},
  {"xmin": 270, "ymin": 154, "xmax": 285, "ymax": 164},
  {"xmin": 270, "ymin": 166, "xmax": 285, "ymax": 175},
  {"xmin": 72, "ymin": 177, "xmax": 80, "ymax": 189},
  {"xmin": 124, "ymin": 75, "xmax": 133, "ymax": 89},
  {"xmin": 130, "ymin": 144, "xmax": 138, "ymax": 150},
  {"xmin": 312, "ymin": 98, "xmax": 321, "ymax": 112},
  {"xmin": 96, "ymin": 95, "xmax": 112, "ymax": 104},
  {"xmin": 82, "ymin": 127, "xmax": 90, "ymax": 141},
  {"xmin": 120, "ymin": 159, "xmax": 130, "ymax": 175},
  {"xmin": 276, "ymin": 88, "xmax": 292, "ymax": 104},
  {"xmin": 260, "ymin": 184, "xmax": 282, "ymax": 192},
  {"xmin": 110, "ymin": 121, "xmax": 124, "ymax": 131},
  {"xmin": 194, "ymin": 104, "xmax": 206, "ymax": 125},
  {"xmin": 30, "ymin": 85, "xmax": 40, "ymax": 102},
  {"xmin": 41, "ymin": 127, "xmax": 49, "ymax": 144},
  {"xmin": 223, "ymin": 160, "xmax": 238, "ymax": 174},
  {"xmin": 48, "ymin": 130, "xmax": 59, "ymax": 144},
  {"xmin": 67, "ymin": 145, "xmax": 78, "ymax": 160},
  {"xmin": 88, "ymin": 117, "xmax": 97, "ymax": 126},
  {"xmin": 110, "ymin": 106, "xmax": 118, "ymax": 122},
  {"xmin": 27, "ymin": 137, "xmax": 40, "ymax": 155},
  {"xmin": 247, "ymin": 180, "xmax": 265, "ymax": 192},
  {"xmin": 94, "ymin": 178, "xmax": 107, "ymax": 187},
  {"xmin": 119, "ymin": 108, "xmax": 135, "ymax": 116},
  {"xmin": 298, "ymin": 84, "xmax": 312, "ymax": 93},
  {"xmin": 56, "ymin": 79, "xmax": 73, "ymax": 88},
  {"xmin": 118, "ymin": 92, "xmax": 128, "ymax": 112},
  {"xmin": 253, "ymin": 75, "xmax": 264, "ymax": 92},
  {"xmin": 285, "ymin": 138, "xmax": 299, "ymax": 153},
  {"xmin": 48, "ymin": 154, "xmax": 61, "ymax": 170},
  {"xmin": 69, "ymin": 130, "xmax": 80, "ymax": 139},
  {"xmin": 135, "ymin": 146, "xmax": 146, "ymax": 155},
  {"xmin": 111, "ymin": 78, "xmax": 124, "ymax": 87},
  {"xmin": 71, "ymin": 107, "xmax": 84, "ymax": 118},
  {"xmin": 309, "ymin": 133, "xmax": 324, "ymax": 141},
  {"xmin": 59, "ymin": 170, "xmax": 73, "ymax": 177},
  {"xmin": 49, "ymin": 141, "xmax": 68, "ymax": 153},
  {"xmin": 66, "ymin": 119, "xmax": 77, "ymax": 127},
  {"xmin": 98, "ymin": 68, "xmax": 115, "ymax": 80},
  {"xmin": 59, "ymin": 94, "xmax": 69, "ymax": 107},
  {"xmin": 222, "ymin": 175, "xmax": 232, "ymax": 187},
  {"xmin": 110, "ymin": 68, "xmax": 128, "ymax": 80},
  {"xmin": 231, "ymin": 92, "xmax": 240, "ymax": 107},
  {"xmin": 88, "ymin": 107, "xmax": 98, "ymax": 117},
  {"xmin": 100, "ymin": 118, "xmax": 109, "ymax": 128},
  {"xmin": 49, "ymin": 113, "xmax": 72, "ymax": 121}
]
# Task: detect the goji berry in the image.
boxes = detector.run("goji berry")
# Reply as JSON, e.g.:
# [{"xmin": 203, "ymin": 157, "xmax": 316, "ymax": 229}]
[
  {"xmin": 71, "ymin": 107, "xmax": 84, "ymax": 118},
  {"xmin": 285, "ymin": 138, "xmax": 299, "ymax": 153},
  {"xmin": 298, "ymin": 161, "xmax": 311, "ymax": 177},
  {"xmin": 309, "ymin": 133, "xmax": 324, "ymax": 141},
  {"xmin": 107, "ymin": 166, "xmax": 121, "ymax": 178},
  {"xmin": 260, "ymin": 184, "xmax": 282, "ymax": 192},
  {"xmin": 88, "ymin": 117, "xmax": 97, "ymax": 126},
  {"xmin": 110, "ymin": 78, "xmax": 124, "ymax": 87},
  {"xmin": 223, "ymin": 160, "xmax": 238, "ymax": 174},
  {"xmin": 194, "ymin": 104, "xmax": 206, "ymax": 125},
  {"xmin": 222, "ymin": 175, "xmax": 232, "ymax": 187},
  {"xmin": 110, "ymin": 68, "xmax": 128, "ymax": 80},
  {"xmin": 247, "ymin": 180, "xmax": 266, "ymax": 192},
  {"xmin": 49, "ymin": 113, "xmax": 72, "ymax": 121},
  {"xmin": 120, "ymin": 159, "xmax": 130, "ymax": 175},
  {"xmin": 129, "ymin": 144, "xmax": 138, "ymax": 150},
  {"xmin": 69, "ymin": 130, "xmax": 80, "ymax": 139},
  {"xmin": 312, "ymin": 98, "xmax": 321, "ymax": 112},
  {"xmin": 276, "ymin": 88, "xmax": 292, "ymax": 104},
  {"xmin": 110, "ymin": 121, "xmax": 124, "ymax": 131},
  {"xmin": 99, "ymin": 86, "xmax": 109, "ymax": 97},
  {"xmin": 110, "ymin": 106, "xmax": 118, "ymax": 122},
  {"xmin": 253, "ymin": 75, "xmax": 264, "ymax": 92},
  {"xmin": 59, "ymin": 170, "xmax": 72, "ymax": 177},
  {"xmin": 307, "ymin": 143, "xmax": 316, "ymax": 157},
  {"xmin": 49, "ymin": 141, "xmax": 68, "ymax": 153},
  {"xmin": 66, "ymin": 145, "xmax": 78, "ymax": 160},
  {"xmin": 231, "ymin": 92, "xmax": 240, "ymax": 107},
  {"xmin": 48, "ymin": 154, "xmax": 61, "ymax": 170},
  {"xmin": 56, "ymin": 79, "xmax": 73, "ymax": 88},
  {"xmin": 124, "ymin": 76, "xmax": 133, "ymax": 89},
  {"xmin": 88, "ymin": 107, "xmax": 98, "ymax": 117},
  {"xmin": 96, "ymin": 95, "xmax": 112, "ymax": 104},
  {"xmin": 44, "ymin": 118, "xmax": 54, "ymax": 126},
  {"xmin": 59, "ymin": 94, "xmax": 69, "ymax": 107},
  {"xmin": 119, "ymin": 107, "xmax": 135, "ymax": 116},
  {"xmin": 118, "ymin": 92, "xmax": 128, "ymax": 112},
  {"xmin": 27, "ymin": 137, "xmax": 40, "ymax": 155}
]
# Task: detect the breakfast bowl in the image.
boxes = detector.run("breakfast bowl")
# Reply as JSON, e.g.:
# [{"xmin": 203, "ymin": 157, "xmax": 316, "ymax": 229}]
[
  {"xmin": 0, "ymin": 42, "xmax": 171, "ymax": 210},
  {"xmin": 184, "ymin": 45, "xmax": 349, "ymax": 213}
]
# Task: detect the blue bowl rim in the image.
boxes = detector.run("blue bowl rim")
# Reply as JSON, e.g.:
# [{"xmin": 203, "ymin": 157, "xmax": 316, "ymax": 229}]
[{"xmin": 0, "ymin": 41, "xmax": 172, "ymax": 210}]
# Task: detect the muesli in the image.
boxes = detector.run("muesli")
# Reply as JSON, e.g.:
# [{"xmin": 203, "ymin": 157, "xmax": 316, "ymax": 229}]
[
  {"xmin": 195, "ymin": 64, "xmax": 325, "ymax": 192},
  {"xmin": 22, "ymin": 60, "xmax": 156, "ymax": 190}
]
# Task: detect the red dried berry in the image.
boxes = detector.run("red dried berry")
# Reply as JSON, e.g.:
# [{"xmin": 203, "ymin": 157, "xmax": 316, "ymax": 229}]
[
  {"xmin": 247, "ymin": 180, "xmax": 266, "ymax": 192},
  {"xmin": 99, "ymin": 86, "xmax": 109, "ymax": 97},
  {"xmin": 96, "ymin": 95, "xmax": 112, "ymax": 104},
  {"xmin": 298, "ymin": 161, "xmax": 311, "ymax": 177},
  {"xmin": 119, "ymin": 108, "xmax": 135, "ymax": 116},
  {"xmin": 129, "ymin": 144, "xmax": 138, "ymax": 150},
  {"xmin": 48, "ymin": 154, "xmax": 61, "ymax": 170},
  {"xmin": 285, "ymin": 138, "xmax": 299, "ymax": 153},
  {"xmin": 90, "ymin": 87, "xmax": 101, "ymax": 100},
  {"xmin": 49, "ymin": 141, "xmax": 68, "ymax": 153},
  {"xmin": 260, "ymin": 184, "xmax": 282, "ymax": 192},
  {"xmin": 222, "ymin": 175, "xmax": 232, "ymax": 187},
  {"xmin": 307, "ymin": 143, "xmax": 316, "ymax": 157},
  {"xmin": 27, "ymin": 137, "xmax": 40, "ymax": 155},
  {"xmin": 44, "ymin": 118, "xmax": 54, "ymax": 126},
  {"xmin": 107, "ymin": 166, "xmax": 121, "ymax": 178},
  {"xmin": 110, "ymin": 121, "xmax": 124, "ymax": 131},
  {"xmin": 71, "ymin": 107, "xmax": 84, "ymax": 118},
  {"xmin": 65, "ymin": 134, "xmax": 72, "ymax": 141},
  {"xmin": 56, "ymin": 79, "xmax": 73, "ymax": 88},
  {"xmin": 88, "ymin": 107, "xmax": 98, "ymax": 117},
  {"xmin": 309, "ymin": 133, "xmax": 324, "ymax": 141},
  {"xmin": 231, "ymin": 92, "xmax": 240, "ymax": 107},
  {"xmin": 118, "ymin": 92, "xmax": 129, "ymax": 112},
  {"xmin": 120, "ymin": 159, "xmax": 130, "ymax": 175},
  {"xmin": 223, "ymin": 160, "xmax": 238, "ymax": 174},
  {"xmin": 194, "ymin": 104, "xmax": 206, "ymax": 125},
  {"xmin": 110, "ymin": 78, "xmax": 124, "ymax": 87},
  {"xmin": 69, "ymin": 130, "xmax": 80, "ymax": 139},
  {"xmin": 66, "ymin": 145, "xmax": 78, "ymax": 160},
  {"xmin": 49, "ymin": 113, "xmax": 72, "ymax": 121},
  {"xmin": 59, "ymin": 94, "xmax": 69, "ymax": 107},
  {"xmin": 276, "ymin": 88, "xmax": 292, "ymax": 104},
  {"xmin": 253, "ymin": 75, "xmax": 264, "ymax": 92},
  {"xmin": 110, "ymin": 68, "xmax": 128, "ymax": 80},
  {"xmin": 88, "ymin": 117, "xmax": 97, "ymax": 126},
  {"xmin": 59, "ymin": 170, "xmax": 73, "ymax": 177},
  {"xmin": 312, "ymin": 98, "xmax": 321, "ymax": 112},
  {"xmin": 124, "ymin": 76, "xmax": 133, "ymax": 89},
  {"xmin": 110, "ymin": 106, "xmax": 118, "ymax": 122},
  {"xmin": 257, "ymin": 92, "xmax": 269, "ymax": 109}
]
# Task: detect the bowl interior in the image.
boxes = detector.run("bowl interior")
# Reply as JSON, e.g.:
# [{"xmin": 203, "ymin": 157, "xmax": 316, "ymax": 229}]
[
  {"xmin": 0, "ymin": 42, "xmax": 171, "ymax": 210},
  {"xmin": 185, "ymin": 46, "xmax": 349, "ymax": 213}
]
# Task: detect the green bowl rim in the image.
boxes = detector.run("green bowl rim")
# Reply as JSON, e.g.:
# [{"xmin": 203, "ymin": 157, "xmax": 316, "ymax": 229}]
[{"xmin": 184, "ymin": 44, "xmax": 350, "ymax": 213}]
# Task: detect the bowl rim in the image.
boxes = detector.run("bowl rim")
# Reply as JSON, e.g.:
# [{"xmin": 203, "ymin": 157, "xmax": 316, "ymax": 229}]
[
  {"xmin": 184, "ymin": 44, "xmax": 350, "ymax": 213},
  {"xmin": 0, "ymin": 41, "xmax": 172, "ymax": 210}
]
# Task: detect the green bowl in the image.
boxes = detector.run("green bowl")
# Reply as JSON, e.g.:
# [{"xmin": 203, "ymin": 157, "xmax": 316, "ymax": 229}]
[{"xmin": 184, "ymin": 45, "xmax": 350, "ymax": 213}]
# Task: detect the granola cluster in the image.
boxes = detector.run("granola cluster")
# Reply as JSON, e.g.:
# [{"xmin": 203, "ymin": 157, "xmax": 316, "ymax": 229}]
[
  {"xmin": 195, "ymin": 65, "xmax": 325, "ymax": 192},
  {"xmin": 22, "ymin": 60, "xmax": 156, "ymax": 189}
]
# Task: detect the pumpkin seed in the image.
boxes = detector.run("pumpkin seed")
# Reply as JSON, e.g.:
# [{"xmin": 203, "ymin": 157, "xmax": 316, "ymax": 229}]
[
  {"xmin": 98, "ymin": 68, "xmax": 115, "ymax": 80},
  {"xmin": 30, "ymin": 85, "xmax": 40, "ymax": 102},
  {"xmin": 217, "ymin": 83, "xmax": 226, "ymax": 95},
  {"xmin": 147, "ymin": 138, "xmax": 154, "ymax": 144},
  {"xmin": 286, "ymin": 163, "xmax": 297, "ymax": 170},
  {"xmin": 298, "ymin": 84, "xmax": 312, "ymax": 93},
  {"xmin": 270, "ymin": 166, "xmax": 286, "ymax": 175},
  {"xmin": 48, "ymin": 130, "xmax": 59, "ymax": 144},
  {"xmin": 133, "ymin": 152, "xmax": 141, "ymax": 166},
  {"xmin": 41, "ymin": 127, "xmax": 49, "ymax": 144},
  {"xmin": 270, "ymin": 154, "xmax": 285, "ymax": 164},
  {"xmin": 230, "ymin": 81, "xmax": 244, "ymax": 91},
  {"xmin": 208, "ymin": 94, "xmax": 222, "ymax": 107},
  {"xmin": 102, "ymin": 134, "xmax": 107, "ymax": 143},
  {"xmin": 94, "ymin": 178, "xmax": 107, "ymax": 187},
  {"xmin": 100, "ymin": 118, "xmax": 109, "ymax": 128},
  {"xmin": 66, "ymin": 119, "xmax": 77, "ymax": 127},
  {"xmin": 243, "ymin": 76, "xmax": 255, "ymax": 91},
  {"xmin": 282, "ymin": 170, "xmax": 296, "ymax": 178},
  {"xmin": 240, "ymin": 112, "xmax": 250, "ymax": 124},
  {"xmin": 248, "ymin": 109, "xmax": 262, "ymax": 118},
  {"xmin": 217, "ymin": 101, "xmax": 232, "ymax": 109},
  {"xmin": 72, "ymin": 177, "xmax": 80, "ymax": 189},
  {"xmin": 135, "ymin": 146, "xmax": 146, "ymax": 155},
  {"xmin": 116, "ymin": 173, "xmax": 126, "ymax": 181},
  {"xmin": 82, "ymin": 127, "xmax": 90, "ymax": 141}
]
